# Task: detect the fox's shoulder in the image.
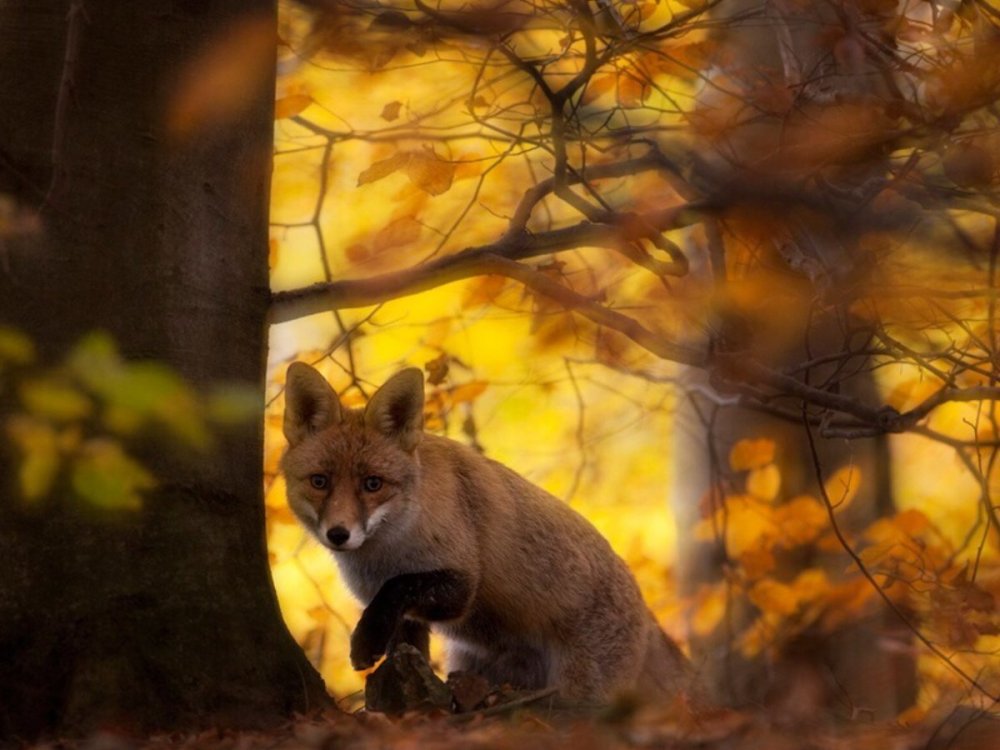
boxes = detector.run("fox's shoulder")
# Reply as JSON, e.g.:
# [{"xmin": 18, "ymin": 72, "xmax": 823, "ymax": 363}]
[
  {"xmin": 413, "ymin": 433, "xmax": 581, "ymax": 526},
  {"xmin": 415, "ymin": 434, "xmax": 531, "ymax": 500}
]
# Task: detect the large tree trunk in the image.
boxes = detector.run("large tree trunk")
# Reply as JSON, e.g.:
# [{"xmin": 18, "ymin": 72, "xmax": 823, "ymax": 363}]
[{"xmin": 0, "ymin": 0, "xmax": 329, "ymax": 739}]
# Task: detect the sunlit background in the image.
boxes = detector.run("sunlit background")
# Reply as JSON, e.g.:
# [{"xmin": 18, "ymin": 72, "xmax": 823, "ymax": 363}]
[{"xmin": 262, "ymin": 0, "xmax": 1000, "ymax": 714}]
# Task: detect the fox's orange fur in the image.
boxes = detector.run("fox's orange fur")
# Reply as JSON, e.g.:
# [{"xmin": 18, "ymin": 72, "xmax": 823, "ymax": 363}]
[{"xmin": 282, "ymin": 363, "xmax": 691, "ymax": 702}]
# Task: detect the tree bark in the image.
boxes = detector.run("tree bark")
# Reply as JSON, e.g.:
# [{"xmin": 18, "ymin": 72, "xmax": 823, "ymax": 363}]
[{"xmin": 0, "ymin": 0, "xmax": 329, "ymax": 739}]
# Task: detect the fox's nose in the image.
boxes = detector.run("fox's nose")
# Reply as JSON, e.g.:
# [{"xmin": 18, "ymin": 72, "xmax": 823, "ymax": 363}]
[{"xmin": 326, "ymin": 526, "xmax": 351, "ymax": 547}]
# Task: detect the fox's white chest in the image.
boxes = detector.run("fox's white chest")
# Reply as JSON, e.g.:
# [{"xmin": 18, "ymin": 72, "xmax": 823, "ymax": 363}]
[{"xmin": 332, "ymin": 544, "xmax": 425, "ymax": 604}]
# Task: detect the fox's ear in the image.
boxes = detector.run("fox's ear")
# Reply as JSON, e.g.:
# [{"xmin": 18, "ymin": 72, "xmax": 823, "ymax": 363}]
[
  {"xmin": 365, "ymin": 368, "xmax": 424, "ymax": 452},
  {"xmin": 284, "ymin": 362, "xmax": 342, "ymax": 446}
]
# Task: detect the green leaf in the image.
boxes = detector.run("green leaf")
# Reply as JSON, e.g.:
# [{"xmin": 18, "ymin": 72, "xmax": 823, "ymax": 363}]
[
  {"xmin": 0, "ymin": 326, "xmax": 35, "ymax": 365},
  {"xmin": 67, "ymin": 331, "xmax": 123, "ymax": 392},
  {"xmin": 71, "ymin": 439, "xmax": 155, "ymax": 511},
  {"xmin": 19, "ymin": 377, "xmax": 93, "ymax": 422},
  {"xmin": 206, "ymin": 383, "xmax": 262, "ymax": 425}
]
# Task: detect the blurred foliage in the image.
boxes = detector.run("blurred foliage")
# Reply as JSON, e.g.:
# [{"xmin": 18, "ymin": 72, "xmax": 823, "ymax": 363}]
[
  {"xmin": 1, "ymin": 328, "xmax": 260, "ymax": 511},
  {"xmin": 261, "ymin": 0, "xmax": 1000, "ymax": 717},
  {"xmin": 693, "ymin": 438, "xmax": 999, "ymax": 710}
]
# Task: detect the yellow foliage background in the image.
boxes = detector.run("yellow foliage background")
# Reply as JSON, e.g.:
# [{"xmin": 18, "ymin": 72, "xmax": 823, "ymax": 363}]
[{"xmin": 263, "ymin": 1, "xmax": 1000, "ymax": 710}]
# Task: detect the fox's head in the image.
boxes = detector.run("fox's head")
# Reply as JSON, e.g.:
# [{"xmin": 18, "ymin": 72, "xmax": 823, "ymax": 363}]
[{"xmin": 281, "ymin": 363, "xmax": 424, "ymax": 552}]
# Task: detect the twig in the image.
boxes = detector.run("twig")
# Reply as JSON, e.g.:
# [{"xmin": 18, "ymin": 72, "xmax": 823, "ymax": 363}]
[
  {"xmin": 448, "ymin": 687, "xmax": 559, "ymax": 723},
  {"xmin": 802, "ymin": 408, "xmax": 1000, "ymax": 705}
]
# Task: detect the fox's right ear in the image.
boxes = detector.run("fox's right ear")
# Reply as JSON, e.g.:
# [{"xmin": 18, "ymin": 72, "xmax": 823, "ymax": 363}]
[{"xmin": 283, "ymin": 362, "xmax": 342, "ymax": 446}]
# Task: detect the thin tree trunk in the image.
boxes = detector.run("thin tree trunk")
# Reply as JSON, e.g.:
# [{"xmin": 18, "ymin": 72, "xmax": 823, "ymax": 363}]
[
  {"xmin": 0, "ymin": 0, "xmax": 329, "ymax": 738},
  {"xmin": 673, "ymin": 0, "xmax": 916, "ymax": 720}
]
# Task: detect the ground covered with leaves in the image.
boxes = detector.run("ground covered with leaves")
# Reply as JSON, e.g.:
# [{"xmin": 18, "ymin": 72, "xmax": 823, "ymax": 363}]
[
  {"xmin": 29, "ymin": 699, "xmax": 1000, "ymax": 750},
  {"xmin": 20, "ymin": 651, "xmax": 1000, "ymax": 750}
]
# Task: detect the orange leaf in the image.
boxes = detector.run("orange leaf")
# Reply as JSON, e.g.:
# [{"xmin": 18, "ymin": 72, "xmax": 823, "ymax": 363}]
[
  {"xmin": 268, "ymin": 237, "xmax": 280, "ymax": 269},
  {"xmin": 740, "ymin": 546, "xmax": 776, "ymax": 579},
  {"xmin": 405, "ymin": 151, "xmax": 455, "ymax": 196},
  {"xmin": 372, "ymin": 216, "xmax": 422, "ymax": 253},
  {"xmin": 274, "ymin": 93, "xmax": 312, "ymax": 119},
  {"xmin": 774, "ymin": 496, "xmax": 827, "ymax": 546},
  {"xmin": 823, "ymin": 465, "xmax": 862, "ymax": 513},
  {"xmin": 582, "ymin": 73, "xmax": 616, "ymax": 104},
  {"xmin": 167, "ymin": 16, "xmax": 275, "ymax": 139},
  {"xmin": 449, "ymin": 381, "xmax": 487, "ymax": 405},
  {"xmin": 729, "ymin": 438, "xmax": 776, "ymax": 471},
  {"xmin": 617, "ymin": 74, "xmax": 648, "ymax": 108},
  {"xmin": 462, "ymin": 275, "xmax": 507, "ymax": 309},
  {"xmin": 893, "ymin": 508, "xmax": 931, "ymax": 536},
  {"xmin": 749, "ymin": 579, "xmax": 798, "ymax": 616}
]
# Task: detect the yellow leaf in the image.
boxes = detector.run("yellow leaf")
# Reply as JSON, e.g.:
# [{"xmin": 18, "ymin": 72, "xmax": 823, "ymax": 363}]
[
  {"xmin": 749, "ymin": 579, "xmax": 798, "ymax": 616},
  {"xmin": 71, "ymin": 439, "xmax": 155, "ymax": 511},
  {"xmin": 823, "ymin": 465, "xmax": 861, "ymax": 513},
  {"xmin": 357, "ymin": 152, "xmax": 411, "ymax": 187},
  {"xmin": 739, "ymin": 616, "xmax": 773, "ymax": 657},
  {"xmin": 19, "ymin": 378, "xmax": 92, "ymax": 422},
  {"xmin": 423, "ymin": 318, "xmax": 452, "ymax": 349},
  {"xmin": 274, "ymin": 93, "xmax": 312, "ymax": 119},
  {"xmin": 885, "ymin": 378, "xmax": 941, "ymax": 412},
  {"xmin": 746, "ymin": 463, "xmax": 781, "ymax": 502},
  {"xmin": 790, "ymin": 568, "xmax": 830, "ymax": 604},
  {"xmin": 449, "ymin": 381, "xmax": 487, "ymax": 405},
  {"xmin": 691, "ymin": 585, "xmax": 727, "ymax": 637},
  {"xmin": 694, "ymin": 495, "xmax": 775, "ymax": 556},
  {"xmin": 6, "ymin": 416, "xmax": 59, "ymax": 501},
  {"xmin": 729, "ymin": 438, "xmax": 776, "ymax": 471}
]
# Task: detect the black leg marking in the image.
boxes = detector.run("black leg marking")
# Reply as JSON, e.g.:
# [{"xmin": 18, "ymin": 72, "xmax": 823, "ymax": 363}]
[
  {"xmin": 350, "ymin": 569, "xmax": 471, "ymax": 670},
  {"xmin": 390, "ymin": 618, "xmax": 430, "ymax": 659}
]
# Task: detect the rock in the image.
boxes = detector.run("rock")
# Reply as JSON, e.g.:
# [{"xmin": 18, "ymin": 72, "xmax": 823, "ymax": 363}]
[
  {"xmin": 364, "ymin": 644, "xmax": 452, "ymax": 716},
  {"xmin": 447, "ymin": 672, "xmax": 491, "ymax": 713}
]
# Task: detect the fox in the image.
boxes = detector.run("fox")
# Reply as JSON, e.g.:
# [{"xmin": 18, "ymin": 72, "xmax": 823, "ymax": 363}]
[{"xmin": 281, "ymin": 362, "xmax": 693, "ymax": 703}]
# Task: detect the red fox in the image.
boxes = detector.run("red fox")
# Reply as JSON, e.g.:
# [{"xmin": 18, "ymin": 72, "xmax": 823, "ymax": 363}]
[{"xmin": 282, "ymin": 363, "xmax": 692, "ymax": 702}]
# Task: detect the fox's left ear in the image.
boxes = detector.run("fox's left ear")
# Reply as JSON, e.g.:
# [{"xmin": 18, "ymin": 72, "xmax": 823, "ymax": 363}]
[
  {"xmin": 284, "ymin": 362, "xmax": 342, "ymax": 446},
  {"xmin": 365, "ymin": 368, "xmax": 424, "ymax": 452}
]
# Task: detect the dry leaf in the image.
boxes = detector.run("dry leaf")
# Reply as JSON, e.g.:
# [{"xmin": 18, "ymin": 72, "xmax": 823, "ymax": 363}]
[
  {"xmin": 357, "ymin": 152, "xmax": 411, "ymax": 187},
  {"xmin": 381, "ymin": 100, "xmax": 403, "ymax": 121},
  {"xmin": 405, "ymin": 151, "xmax": 455, "ymax": 196}
]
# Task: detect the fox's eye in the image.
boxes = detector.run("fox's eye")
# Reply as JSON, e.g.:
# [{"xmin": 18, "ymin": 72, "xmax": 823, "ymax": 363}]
[
  {"xmin": 362, "ymin": 476, "xmax": 383, "ymax": 492},
  {"xmin": 309, "ymin": 474, "xmax": 328, "ymax": 490}
]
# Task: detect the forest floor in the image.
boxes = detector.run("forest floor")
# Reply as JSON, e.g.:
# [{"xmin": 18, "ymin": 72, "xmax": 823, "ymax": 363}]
[
  {"xmin": 26, "ymin": 697, "xmax": 1000, "ymax": 750},
  {"xmin": 20, "ymin": 649, "xmax": 1000, "ymax": 749}
]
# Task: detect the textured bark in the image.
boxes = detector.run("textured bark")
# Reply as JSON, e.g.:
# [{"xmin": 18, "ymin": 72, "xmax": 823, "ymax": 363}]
[{"xmin": 0, "ymin": 0, "xmax": 329, "ymax": 739}]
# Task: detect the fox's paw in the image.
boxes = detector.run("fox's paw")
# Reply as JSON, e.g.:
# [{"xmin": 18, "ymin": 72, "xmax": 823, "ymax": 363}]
[{"xmin": 350, "ymin": 611, "xmax": 395, "ymax": 670}]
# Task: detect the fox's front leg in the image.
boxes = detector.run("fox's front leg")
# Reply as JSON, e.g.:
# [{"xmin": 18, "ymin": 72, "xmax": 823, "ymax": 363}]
[{"xmin": 350, "ymin": 569, "xmax": 472, "ymax": 670}]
